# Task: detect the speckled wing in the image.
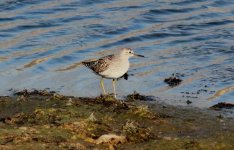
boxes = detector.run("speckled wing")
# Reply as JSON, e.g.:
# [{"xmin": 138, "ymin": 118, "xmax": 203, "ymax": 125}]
[{"xmin": 82, "ymin": 55, "xmax": 114, "ymax": 74}]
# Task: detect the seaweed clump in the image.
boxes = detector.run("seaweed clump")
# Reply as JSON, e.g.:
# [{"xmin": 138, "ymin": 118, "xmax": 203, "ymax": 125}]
[
  {"xmin": 164, "ymin": 73, "xmax": 182, "ymax": 87},
  {"xmin": 126, "ymin": 91, "xmax": 154, "ymax": 101},
  {"xmin": 122, "ymin": 121, "xmax": 154, "ymax": 142},
  {"xmin": 14, "ymin": 89, "xmax": 56, "ymax": 97},
  {"xmin": 210, "ymin": 102, "xmax": 234, "ymax": 110}
]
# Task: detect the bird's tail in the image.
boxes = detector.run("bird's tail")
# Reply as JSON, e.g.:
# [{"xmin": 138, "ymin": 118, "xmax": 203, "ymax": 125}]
[{"xmin": 81, "ymin": 59, "xmax": 97, "ymax": 68}]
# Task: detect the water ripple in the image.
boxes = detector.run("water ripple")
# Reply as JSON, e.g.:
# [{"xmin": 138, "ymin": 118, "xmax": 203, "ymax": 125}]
[{"xmin": 0, "ymin": 0, "xmax": 234, "ymax": 107}]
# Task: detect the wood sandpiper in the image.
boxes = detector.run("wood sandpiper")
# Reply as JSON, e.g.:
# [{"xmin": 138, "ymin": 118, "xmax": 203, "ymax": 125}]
[{"xmin": 82, "ymin": 48, "xmax": 144, "ymax": 98}]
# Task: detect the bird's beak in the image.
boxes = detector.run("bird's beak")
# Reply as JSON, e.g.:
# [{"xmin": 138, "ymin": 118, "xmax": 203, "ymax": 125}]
[{"xmin": 134, "ymin": 53, "xmax": 145, "ymax": 57}]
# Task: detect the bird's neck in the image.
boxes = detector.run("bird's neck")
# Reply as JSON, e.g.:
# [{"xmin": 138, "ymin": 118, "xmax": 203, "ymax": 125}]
[{"xmin": 118, "ymin": 54, "xmax": 130, "ymax": 61}]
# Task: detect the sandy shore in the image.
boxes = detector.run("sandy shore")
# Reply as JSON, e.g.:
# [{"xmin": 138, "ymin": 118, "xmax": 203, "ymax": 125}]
[{"xmin": 0, "ymin": 90, "xmax": 234, "ymax": 150}]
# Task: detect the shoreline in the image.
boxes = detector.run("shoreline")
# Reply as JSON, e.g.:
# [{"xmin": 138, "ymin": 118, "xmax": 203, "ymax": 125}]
[{"xmin": 0, "ymin": 89, "xmax": 234, "ymax": 149}]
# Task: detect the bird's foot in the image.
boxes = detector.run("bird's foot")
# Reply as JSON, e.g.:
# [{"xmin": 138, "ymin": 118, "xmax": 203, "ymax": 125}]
[{"xmin": 103, "ymin": 93, "xmax": 117, "ymax": 99}]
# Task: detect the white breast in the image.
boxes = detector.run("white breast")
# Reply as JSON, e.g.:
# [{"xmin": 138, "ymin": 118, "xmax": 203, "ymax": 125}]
[{"xmin": 100, "ymin": 59, "xmax": 130, "ymax": 79}]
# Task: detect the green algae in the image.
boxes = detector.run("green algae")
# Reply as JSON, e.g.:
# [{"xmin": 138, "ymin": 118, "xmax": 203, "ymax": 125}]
[{"xmin": 0, "ymin": 91, "xmax": 234, "ymax": 150}]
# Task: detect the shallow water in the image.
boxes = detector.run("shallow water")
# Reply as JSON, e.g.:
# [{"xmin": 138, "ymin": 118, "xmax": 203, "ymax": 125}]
[{"xmin": 0, "ymin": 0, "xmax": 234, "ymax": 108}]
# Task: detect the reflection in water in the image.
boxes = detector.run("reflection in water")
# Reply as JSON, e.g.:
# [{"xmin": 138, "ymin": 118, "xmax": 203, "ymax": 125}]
[
  {"xmin": 208, "ymin": 86, "xmax": 234, "ymax": 101},
  {"xmin": 0, "ymin": 0, "xmax": 234, "ymax": 107},
  {"xmin": 56, "ymin": 62, "xmax": 82, "ymax": 72}
]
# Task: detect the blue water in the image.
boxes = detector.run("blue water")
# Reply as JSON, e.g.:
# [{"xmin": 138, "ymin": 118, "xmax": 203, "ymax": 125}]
[{"xmin": 0, "ymin": 0, "xmax": 234, "ymax": 108}]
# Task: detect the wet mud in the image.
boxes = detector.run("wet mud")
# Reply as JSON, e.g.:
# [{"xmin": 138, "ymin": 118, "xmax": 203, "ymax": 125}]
[{"xmin": 0, "ymin": 90, "xmax": 234, "ymax": 150}]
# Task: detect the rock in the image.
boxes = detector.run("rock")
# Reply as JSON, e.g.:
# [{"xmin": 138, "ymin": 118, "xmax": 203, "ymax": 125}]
[
  {"xmin": 210, "ymin": 102, "xmax": 234, "ymax": 110},
  {"xmin": 96, "ymin": 134, "xmax": 126, "ymax": 145},
  {"xmin": 164, "ymin": 77, "xmax": 182, "ymax": 87}
]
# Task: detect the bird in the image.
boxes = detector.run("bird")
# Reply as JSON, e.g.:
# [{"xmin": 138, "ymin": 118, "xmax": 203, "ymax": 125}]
[{"xmin": 82, "ymin": 48, "xmax": 144, "ymax": 98}]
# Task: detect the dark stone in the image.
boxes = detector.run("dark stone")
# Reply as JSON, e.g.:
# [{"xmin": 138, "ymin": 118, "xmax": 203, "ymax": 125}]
[
  {"xmin": 164, "ymin": 76, "xmax": 182, "ymax": 87},
  {"xmin": 186, "ymin": 100, "xmax": 192, "ymax": 104},
  {"xmin": 210, "ymin": 102, "xmax": 234, "ymax": 110}
]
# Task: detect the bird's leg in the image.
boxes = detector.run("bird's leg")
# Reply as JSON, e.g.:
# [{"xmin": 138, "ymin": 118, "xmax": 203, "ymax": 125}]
[
  {"xmin": 112, "ymin": 79, "xmax": 117, "ymax": 98},
  {"xmin": 100, "ymin": 78, "xmax": 106, "ymax": 95}
]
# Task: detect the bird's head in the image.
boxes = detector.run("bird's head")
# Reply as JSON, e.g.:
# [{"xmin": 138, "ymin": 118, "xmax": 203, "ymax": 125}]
[{"xmin": 120, "ymin": 48, "xmax": 144, "ymax": 58}]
